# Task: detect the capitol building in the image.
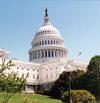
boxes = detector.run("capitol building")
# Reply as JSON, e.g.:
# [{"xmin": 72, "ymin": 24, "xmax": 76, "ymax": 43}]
[{"xmin": 0, "ymin": 9, "xmax": 87, "ymax": 92}]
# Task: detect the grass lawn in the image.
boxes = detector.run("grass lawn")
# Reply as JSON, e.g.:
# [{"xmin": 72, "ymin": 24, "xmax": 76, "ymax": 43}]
[{"xmin": 0, "ymin": 93, "xmax": 62, "ymax": 103}]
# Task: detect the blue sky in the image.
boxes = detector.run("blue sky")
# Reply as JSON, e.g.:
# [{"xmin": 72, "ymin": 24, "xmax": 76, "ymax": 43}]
[{"xmin": 0, "ymin": 0, "xmax": 100, "ymax": 62}]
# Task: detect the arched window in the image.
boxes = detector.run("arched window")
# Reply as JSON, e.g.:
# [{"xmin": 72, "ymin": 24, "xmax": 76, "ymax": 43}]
[
  {"xmin": 40, "ymin": 41, "xmax": 41, "ymax": 45},
  {"xmin": 42, "ymin": 41, "xmax": 44, "ymax": 45},
  {"xmin": 52, "ymin": 50, "xmax": 54, "ymax": 57},
  {"xmin": 45, "ymin": 51, "xmax": 47, "ymax": 57}
]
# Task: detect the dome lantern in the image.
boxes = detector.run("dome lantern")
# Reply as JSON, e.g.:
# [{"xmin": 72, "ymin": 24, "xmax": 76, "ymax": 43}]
[{"xmin": 43, "ymin": 8, "xmax": 51, "ymax": 25}]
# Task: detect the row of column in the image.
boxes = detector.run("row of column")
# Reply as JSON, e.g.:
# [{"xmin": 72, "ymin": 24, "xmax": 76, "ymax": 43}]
[{"xmin": 29, "ymin": 49, "xmax": 67, "ymax": 61}]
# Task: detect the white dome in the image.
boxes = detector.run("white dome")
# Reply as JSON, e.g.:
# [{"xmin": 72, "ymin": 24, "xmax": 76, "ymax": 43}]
[
  {"xmin": 35, "ymin": 24, "xmax": 61, "ymax": 38},
  {"xmin": 29, "ymin": 9, "xmax": 68, "ymax": 63}
]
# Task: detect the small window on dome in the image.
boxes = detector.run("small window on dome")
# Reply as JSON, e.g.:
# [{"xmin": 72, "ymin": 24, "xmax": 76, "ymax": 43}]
[
  {"xmin": 45, "ymin": 51, "xmax": 47, "ymax": 57},
  {"xmin": 42, "ymin": 41, "xmax": 44, "ymax": 45},
  {"xmin": 51, "ymin": 40, "xmax": 52, "ymax": 44},
  {"xmin": 47, "ymin": 30, "xmax": 49, "ymax": 33},
  {"xmin": 48, "ymin": 50, "xmax": 50, "ymax": 57},
  {"xmin": 40, "ymin": 41, "xmax": 41, "ymax": 45}
]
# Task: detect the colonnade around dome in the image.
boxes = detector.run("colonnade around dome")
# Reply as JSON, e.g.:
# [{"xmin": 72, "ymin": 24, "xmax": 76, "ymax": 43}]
[{"xmin": 29, "ymin": 49, "xmax": 67, "ymax": 62}]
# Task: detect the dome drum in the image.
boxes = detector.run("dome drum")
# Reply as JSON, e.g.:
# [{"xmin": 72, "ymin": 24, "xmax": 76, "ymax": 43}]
[
  {"xmin": 31, "ymin": 38, "xmax": 64, "ymax": 48},
  {"xmin": 29, "ymin": 48, "xmax": 68, "ymax": 63}
]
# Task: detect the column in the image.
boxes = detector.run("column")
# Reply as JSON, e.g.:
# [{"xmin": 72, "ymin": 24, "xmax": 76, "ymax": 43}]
[
  {"xmin": 47, "ymin": 50, "xmax": 48, "ymax": 57},
  {"xmin": 57, "ymin": 50, "xmax": 59, "ymax": 57},
  {"xmin": 58, "ymin": 50, "xmax": 60, "ymax": 57},
  {"xmin": 50, "ymin": 50, "xmax": 52, "ymax": 57},
  {"xmin": 53, "ymin": 50, "xmax": 55, "ymax": 57},
  {"xmin": 55, "ymin": 50, "xmax": 57, "ymax": 57},
  {"xmin": 43, "ymin": 50, "xmax": 45, "ymax": 58},
  {"xmin": 40, "ymin": 50, "xmax": 42, "ymax": 58},
  {"xmin": 52, "ymin": 50, "xmax": 54, "ymax": 57}
]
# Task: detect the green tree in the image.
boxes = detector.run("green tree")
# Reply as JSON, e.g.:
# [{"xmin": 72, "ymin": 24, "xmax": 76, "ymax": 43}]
[
  {"xmin": 50, "ymin": 70, "xmax": 85, "ymax": 98},
  {"xmin": 75, "ymin": 55, "xmax": 100, "ymax": 99},
  {"xmin": 85, "ymin": 55, "xmax": 100, "ymax": 97},
  {"xmin": 0, "ymin": 58, "xmax": 26, "ymax": 103}
]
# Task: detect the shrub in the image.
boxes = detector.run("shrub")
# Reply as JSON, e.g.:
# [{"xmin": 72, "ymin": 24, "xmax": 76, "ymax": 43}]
[
  {"xmin": 36, "ymin": 88, "xmax": 51, "ymax": 96},
  {"xmin": 61, "ymin": 90, "xmax": 97, "ymax": 103}
]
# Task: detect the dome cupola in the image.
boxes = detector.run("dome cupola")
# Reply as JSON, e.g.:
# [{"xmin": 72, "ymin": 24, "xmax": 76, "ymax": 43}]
[{"xmin": 35, "ymin": 8, "xmax": 62, "ymax": 38}]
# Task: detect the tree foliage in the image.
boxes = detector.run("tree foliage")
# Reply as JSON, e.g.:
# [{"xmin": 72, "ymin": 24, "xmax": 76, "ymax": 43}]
[
  {"xmin": 51, "ymin": 55, "xmax": 100, "ymax": 99},
  {"xmin": 0, "ymin": 58, "xmax": 26, "ymax": 103},
  {"xmin": 73, "ymin": 55, "xmax": 100, "ymax": 98},
  {"xmin": 50, "ymin": 70, "xmax": 85, "ymax": 98},
  {"xmin": 61, "ymin": 90, "xmax": 97, "ymax": 103},
  {"xmin": 85, "ymin": 55, "xmax": 100, "ymax": 97}
]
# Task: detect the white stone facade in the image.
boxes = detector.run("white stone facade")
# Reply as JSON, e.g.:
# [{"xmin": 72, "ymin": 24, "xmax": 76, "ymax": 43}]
[{"xmin": 0, "ymin": 9, "xmax": 88, "ymax": 92}]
